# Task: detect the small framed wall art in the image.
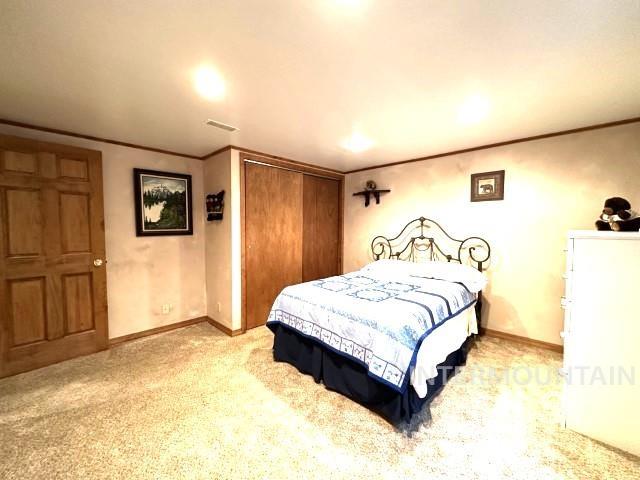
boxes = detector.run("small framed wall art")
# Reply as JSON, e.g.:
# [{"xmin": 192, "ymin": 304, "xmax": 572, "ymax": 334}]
[
  {"xmin": 470, "ymin": 170, "xmax": 505, "ymax": 202},
  {"xmin": 134, "ymin": 168, "xmax": 193, "ymax": 236}
]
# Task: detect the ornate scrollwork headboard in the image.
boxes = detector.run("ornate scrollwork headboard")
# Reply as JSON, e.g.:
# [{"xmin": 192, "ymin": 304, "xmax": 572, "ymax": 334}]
[{"xmin": 370, "ymin": 216, "xmax": 491, "ymax": 272}]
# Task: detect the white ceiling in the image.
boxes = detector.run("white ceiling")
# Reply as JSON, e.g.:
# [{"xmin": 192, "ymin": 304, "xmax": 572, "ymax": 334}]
[{"xmin": 1, "ymin": 0, "xmax": 638, "ymax": 171}]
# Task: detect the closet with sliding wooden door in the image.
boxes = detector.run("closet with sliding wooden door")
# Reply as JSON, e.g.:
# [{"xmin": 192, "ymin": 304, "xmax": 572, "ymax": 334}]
[
  {"xmin": 302, "ymin": 175, "xmax": 341, "ymax": 282},
  {"xmin": 242, "ymin": 154, "xmax": 343, "ymax": 330}
]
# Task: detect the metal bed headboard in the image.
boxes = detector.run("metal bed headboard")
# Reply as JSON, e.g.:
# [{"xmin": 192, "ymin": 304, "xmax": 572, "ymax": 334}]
[
  {"xmin": 371, "ymin": 217, "xmax": 491, "ymax": 331},
  {"xmin": 370, "ymin": 216, "xmax": 491, "ymax": 272}
]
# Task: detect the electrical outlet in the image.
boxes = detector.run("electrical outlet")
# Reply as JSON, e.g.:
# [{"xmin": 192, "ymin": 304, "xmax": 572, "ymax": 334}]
[
  {"xmin": 217, "ymin": 302, "xmax": 222, "ymax": 313},
  {"xmin": 161, "ymin": 304, "xmax": 170, "ymax": 315}
]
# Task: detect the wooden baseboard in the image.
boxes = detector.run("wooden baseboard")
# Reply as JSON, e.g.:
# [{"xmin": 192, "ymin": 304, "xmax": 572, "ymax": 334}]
[
  {"xmin": 109, "ymin": 316, "xmax": 208, "ymax": 347},
  {"xmin": 206, "ymin": 316, "xmax": 243, "ymax": 337},
  {"xmin": 480, "ymin": 327, "xmax": 563, "ymax": 353}
]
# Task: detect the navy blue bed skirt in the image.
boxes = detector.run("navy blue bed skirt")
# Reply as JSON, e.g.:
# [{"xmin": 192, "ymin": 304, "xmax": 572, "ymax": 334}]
[{"xmin": 268, "ymin": 323, "xmax": 473, "ymax": 424}]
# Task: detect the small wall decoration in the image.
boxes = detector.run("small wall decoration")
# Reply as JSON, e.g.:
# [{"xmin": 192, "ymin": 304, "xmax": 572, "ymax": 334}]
[
  {"xmin": 134, "ymin": 168, "xmax": 193, "ymax": 236},
  {"xmin": 206, "ymin": 190, "xmax": 225, "ymax": 221},
  {"xmin": 470, "ymin": 170, "xmax": 505, "ymax": 202},
  {"xmin": 353, "ymin": 180, "xmax": 390, "ymax": 207}
]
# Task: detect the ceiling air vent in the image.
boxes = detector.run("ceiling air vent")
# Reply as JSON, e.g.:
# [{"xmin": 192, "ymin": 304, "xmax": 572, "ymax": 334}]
[{"xmin": 205, "ymin": 119, "xmax": 238, "ymax": 132}]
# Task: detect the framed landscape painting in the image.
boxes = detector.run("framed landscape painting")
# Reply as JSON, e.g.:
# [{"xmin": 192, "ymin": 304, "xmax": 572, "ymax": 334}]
[{"xmin": 134, "ymin": 168, "xmax": 193, "ymax": 236}]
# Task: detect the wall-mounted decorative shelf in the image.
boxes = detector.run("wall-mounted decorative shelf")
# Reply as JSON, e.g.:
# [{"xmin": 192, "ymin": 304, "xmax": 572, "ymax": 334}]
[{"xmin": 352, "ymin": 189, "xmax": 391, "ymax": 207}]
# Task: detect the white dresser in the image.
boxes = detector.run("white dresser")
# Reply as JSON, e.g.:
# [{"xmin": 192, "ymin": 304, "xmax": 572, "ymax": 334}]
[{"xmin": 562, "ymin": 231, "xmax": 640, "ymax": 456}]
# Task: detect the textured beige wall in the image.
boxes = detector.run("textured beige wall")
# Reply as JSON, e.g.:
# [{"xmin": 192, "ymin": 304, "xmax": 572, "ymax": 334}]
[
  {"xmin": 203, "ymin": 148, "xmax": 242, "ymax": 331},
  {"xmin": 0, "ymin": 124, "xmax": 207, "ymax": 339},
  {"xmin": 230, "ymin": 149, "xmax": 242, "ymax": 331},
  {"xmin": 344, "ymin": 123, "xmax": 640, "ymax": 345},
  {"xmin": 203, "ymin": 150, "xmax": 233, "ymax": 328}
]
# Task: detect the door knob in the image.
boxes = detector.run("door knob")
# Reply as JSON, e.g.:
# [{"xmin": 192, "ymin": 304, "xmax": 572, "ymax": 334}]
[{"xmin": 94, "ymin": 259, "xmax": 104, "ymax": 267}]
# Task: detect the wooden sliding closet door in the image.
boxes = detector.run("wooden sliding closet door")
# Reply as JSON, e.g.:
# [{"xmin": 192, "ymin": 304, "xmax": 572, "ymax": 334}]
[
  {"xmin": 0, "ymin": 134, "xmax": 108, "ymax": 378},
  {"xmin": 244, "ymin": 163, "xmax": 303, "ymax": 329},
  {"xmin": 302, "ymin": 175, "xmax": 341, "ymax": 281}
]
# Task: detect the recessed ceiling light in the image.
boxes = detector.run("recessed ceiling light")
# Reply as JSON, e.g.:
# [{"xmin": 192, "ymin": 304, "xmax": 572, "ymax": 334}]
[
  {"xmin": 341, "ymin": 131, "xmax": 374, "ymax": 153},
  {"xmin": 457, "ymin": 95, "xmax": 490, "ymax": 125},
  {"xmin": 194, "ymin": 66, "xmax": 225, "ymax": 100}
]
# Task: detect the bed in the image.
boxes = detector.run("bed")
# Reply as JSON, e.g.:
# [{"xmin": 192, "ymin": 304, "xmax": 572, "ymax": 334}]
[{"xmin": 266, "ymin": 217, "xmax": 491, "ymax": 424}]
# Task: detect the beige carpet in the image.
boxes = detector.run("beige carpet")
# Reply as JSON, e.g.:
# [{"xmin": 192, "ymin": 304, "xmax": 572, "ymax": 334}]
[{"xmin": 0, "ymin": 323, "xmax": 637, "ymax": 480}]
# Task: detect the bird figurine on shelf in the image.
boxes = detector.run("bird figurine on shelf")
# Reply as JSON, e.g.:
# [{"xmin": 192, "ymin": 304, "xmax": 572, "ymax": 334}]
[{"xmin": 353, "ymin": 180, "xmax": 390, "ymax": 207}]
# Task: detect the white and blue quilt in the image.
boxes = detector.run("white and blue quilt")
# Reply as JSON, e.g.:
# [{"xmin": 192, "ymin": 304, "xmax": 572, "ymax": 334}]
[{"xmin": 266, "ymin": 270, "xmax": 476, "ymax": 393}]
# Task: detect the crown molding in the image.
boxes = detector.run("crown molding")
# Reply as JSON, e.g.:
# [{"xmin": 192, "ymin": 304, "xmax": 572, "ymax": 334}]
[
  {"xmin": 0, "ymin": 118, "xmax": 202, "ymax": 160},
  {"xmin": 229, "ymin": 145, "xmax": 344, "ymax": 175},
  {"xmin": 200, "ymin": 145, "xmax": 232, "ymax": 159},
  {"xmin": 3, "ymin": 115, "xmax": 639, "ymax": 176},
  {"xmin": 344, "ymin": 116, "xmax": 640, "ymax": 174},
  {"xmin": 0, "ymin": 119, "xmax": 342, "ymax": 175}
]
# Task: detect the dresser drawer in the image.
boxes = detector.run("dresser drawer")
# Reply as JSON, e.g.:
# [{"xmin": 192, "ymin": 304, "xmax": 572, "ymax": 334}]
[
  {"xmin": 562, "ymin": 271, "xmax": 573, "ymax": 303},
  {"xmin": 564, "ymin": 238, "xmax": 574, "ymax": 273}
]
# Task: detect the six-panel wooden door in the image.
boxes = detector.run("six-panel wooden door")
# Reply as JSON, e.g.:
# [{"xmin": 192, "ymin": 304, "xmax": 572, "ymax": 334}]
[{"xmin": 0, "ymin": 134, "xmax": 108, "ymax": 377}]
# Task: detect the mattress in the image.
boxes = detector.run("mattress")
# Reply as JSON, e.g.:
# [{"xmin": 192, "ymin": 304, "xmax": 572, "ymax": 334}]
[{"xmin": 266, "ymin": 267, "xmax": 477, "ymax": 395}]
